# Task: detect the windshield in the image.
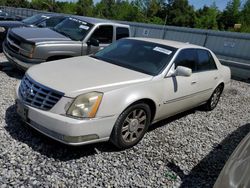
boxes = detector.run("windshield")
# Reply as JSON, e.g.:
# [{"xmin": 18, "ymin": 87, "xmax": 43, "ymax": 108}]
[
  {"xmin": 22, "ymin": 14, "xmax": 47, "ymax": 25},
  {"xmin": 53, "ymin": 17, "xmax": 93, "ymax": 41},
  {"xmin": 92, "ymin": 39, "xmax": 177, "ymax": 76}
]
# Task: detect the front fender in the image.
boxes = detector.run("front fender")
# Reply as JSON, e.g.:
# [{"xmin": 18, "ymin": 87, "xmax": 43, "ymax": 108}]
[{"xmin": 96, "ymin": 80, "xmax": 162, "ymax": 118}]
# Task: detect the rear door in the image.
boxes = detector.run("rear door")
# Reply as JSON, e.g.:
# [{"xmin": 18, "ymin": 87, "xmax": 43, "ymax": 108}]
[{"xmin": 194, "ymin": 49, "xmax": 220, "ymax": 103}]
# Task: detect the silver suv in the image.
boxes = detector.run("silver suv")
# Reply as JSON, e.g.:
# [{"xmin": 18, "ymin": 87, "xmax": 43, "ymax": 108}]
[{"xmin": 3, "ymin": 16, "xmax": 130, "ymax": 70}]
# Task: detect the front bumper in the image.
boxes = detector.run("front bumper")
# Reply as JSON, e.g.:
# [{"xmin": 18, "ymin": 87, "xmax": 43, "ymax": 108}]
[
  {"xmin": 15, "ymin": 86, "xmax": 117, "ymax": 146},
  {"xmin": 3, "ymin": 41, "xmax": 45, "ymax": 70}
]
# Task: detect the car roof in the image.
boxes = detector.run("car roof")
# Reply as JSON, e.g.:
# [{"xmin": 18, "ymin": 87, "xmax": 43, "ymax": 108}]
[
  {"xmin": 129, "ymin": 37, "xmax": 207, "ymax": 50},
  {"xmin": 36, "ymin": 13, "xmax": 65, "ymax": 18},
  {"xmin": 71, "ymin": 15, "xmax": 128, "ymax": 27}
]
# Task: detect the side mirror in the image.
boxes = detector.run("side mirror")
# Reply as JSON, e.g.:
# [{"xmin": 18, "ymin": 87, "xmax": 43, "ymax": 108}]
[
  {"xmin": 87, "ymin": 38, "xmax": 99, "ymax": 47},
  {"xmin": 173, "ymin": 66, "xmax": 192, "ymax": 77}
]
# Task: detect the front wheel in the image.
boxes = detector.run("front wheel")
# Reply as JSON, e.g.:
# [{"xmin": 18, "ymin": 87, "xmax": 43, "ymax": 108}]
[
  {"xmin": 110, "ymin": 103, "xmax": 151, "ymax": 149},
  {"xmin": 204, "ymin": 84, "xmax": 224, "ymax": 111}
]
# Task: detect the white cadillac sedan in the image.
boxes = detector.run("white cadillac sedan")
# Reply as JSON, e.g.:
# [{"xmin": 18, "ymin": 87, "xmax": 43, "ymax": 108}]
[{"xmin": 15, "ymin": 38, "xmax": 231, "ymax": 149}]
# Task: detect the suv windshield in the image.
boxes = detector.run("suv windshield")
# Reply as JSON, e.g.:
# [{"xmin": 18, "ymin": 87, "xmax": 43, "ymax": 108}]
[
  {"xmin": 92, "ymin": 39, "xmax": 177, "ymax": 76},
  {"xmin": 53, "ymin": 17, "xmax": 93, "ymax": 41},
  {"xmin": 22, "ymin": 14, "xmax": 48, "ymax": 25}
]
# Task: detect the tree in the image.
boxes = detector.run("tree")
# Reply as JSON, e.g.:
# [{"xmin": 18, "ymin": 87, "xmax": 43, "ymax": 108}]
[
  {"xmin": 5, "ymin": 0, "xmax": 29, "ymax": 8},
  {"xmin": 240, "ymin": 0, "xmax": 250, "ymax": 32},
  {"xmin": 76, "ymin": 0, "xmax": 94, "ymax": 16},
  {"xmin": 195, "ymin": 3, "xmax": 219, "ymax": 29},
  {"xmin": 166, "ymin": 0, "xmax": 196, "ymax": 27},
  {"xmin": 94, "ymin": 0, "xmax": 116, "ymax": 19},
  {"xmin": 219, "ymin": 0, "xmax": 241, "ymax": 30}
]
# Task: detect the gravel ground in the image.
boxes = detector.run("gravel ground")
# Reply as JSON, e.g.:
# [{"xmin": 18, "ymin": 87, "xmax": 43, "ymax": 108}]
[{"xmin": 0, "ymin": 53, "xmax": 249, "ymax": 187}]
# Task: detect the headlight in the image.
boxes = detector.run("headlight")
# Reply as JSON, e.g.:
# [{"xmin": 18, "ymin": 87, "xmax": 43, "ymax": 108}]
[
  {"xmin": 20, "ymin": 43, "xmax": 35, "ymax": 58},
  {"xmin": 20, "ymin": 43, "xmax": 34, "ymax": 52},
  {"xmin": 67, "ymin": 92, "xmax": 103, "ymax": 118},
  {"xmin": 0, "ymin": 27, "xmax": 5, "ymax": 33}
]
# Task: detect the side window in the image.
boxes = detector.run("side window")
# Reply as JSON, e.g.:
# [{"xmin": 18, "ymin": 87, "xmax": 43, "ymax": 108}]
[
  {"xmin": 45, "ymin": 17, "xmax": 65, "ymax": 27},
  {"xmin": 91, "ymin": 25, "xmax": 113, "ymax": 44},
  {"xmin": 174, "ymin": 49, "xmax": 197, "ymax": 72},
  {"xmin": 116, "ymin": 27, "xmax": 129, "ymax": 40},
  {"xmin": 197, "ymin": 49, "xmax": 217, "ymax": 71}
]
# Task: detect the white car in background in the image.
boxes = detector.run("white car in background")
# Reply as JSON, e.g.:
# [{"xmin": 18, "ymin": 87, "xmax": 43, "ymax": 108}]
[{"xmin": 15, "ymin": 38, "xmax": 231, "ymax": 149}]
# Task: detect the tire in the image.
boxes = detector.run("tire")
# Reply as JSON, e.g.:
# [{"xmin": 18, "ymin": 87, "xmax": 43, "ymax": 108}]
[
  {"xmin": 110, "ymin": 103, "xmax": 151, "ymax": 149},
  {"xmin": 204, "ymin": 84, "xmax": 224, "ymax": 111}
]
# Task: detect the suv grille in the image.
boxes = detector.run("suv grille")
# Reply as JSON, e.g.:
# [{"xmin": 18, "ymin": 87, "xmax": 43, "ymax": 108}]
[
  {"xmin": 7, "ymin": 33, "xmax": 21, "ymax": 53},
  {"xmin": 19, "ymin": 75, "xmax": 64, "ymax": 111}
]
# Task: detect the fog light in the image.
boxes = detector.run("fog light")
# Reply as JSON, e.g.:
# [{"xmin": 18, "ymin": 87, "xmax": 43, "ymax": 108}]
[{"xmin": 64, "ymin": 134, "xmax": 99, "ymax": 143}]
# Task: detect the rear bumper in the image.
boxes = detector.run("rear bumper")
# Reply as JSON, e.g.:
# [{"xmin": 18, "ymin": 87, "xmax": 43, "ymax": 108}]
[{"xmin": 3, "ymin": 41, "xmax": 45, "ymax": 70}]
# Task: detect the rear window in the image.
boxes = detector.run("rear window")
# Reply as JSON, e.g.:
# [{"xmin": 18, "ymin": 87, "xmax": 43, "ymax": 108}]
[
  {"xmin": 197, "ymin": 49, "xmax": 217, "ymax": 71},
  {"xmin": 116, "ymin": 27, "xmax": 129, "ymax": 40}
]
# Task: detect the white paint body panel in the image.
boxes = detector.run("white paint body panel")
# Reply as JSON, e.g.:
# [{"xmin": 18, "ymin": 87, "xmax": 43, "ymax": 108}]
[{"xmin": 16, "ymin": 38, "xmax": 231, "ymax": 145}]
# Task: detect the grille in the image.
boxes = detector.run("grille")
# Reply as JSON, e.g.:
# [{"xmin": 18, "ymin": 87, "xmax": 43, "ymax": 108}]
[
  {"xmin": 19, "ymin": 75, "xmax": 64, "ymax": 111},
  {"xmin": 7, "ymin": 33, "xmax": 21, "ymax": 53}
]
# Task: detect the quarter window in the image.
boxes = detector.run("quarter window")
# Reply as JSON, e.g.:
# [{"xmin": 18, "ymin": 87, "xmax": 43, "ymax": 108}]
[
  {"xmin": 197, "ymin": 49, "xmax": 217, "ymax": 71},
  {"xmin": 91, "ymin": 25, "xmax": 113, "ymax": 44},
  {"xmin": 116, "ymin": 27, "xmax": 129, "ymax": 40},
  {"xmin": 174, "ymin": 49, "xmax": 197, "ymax": 72}
]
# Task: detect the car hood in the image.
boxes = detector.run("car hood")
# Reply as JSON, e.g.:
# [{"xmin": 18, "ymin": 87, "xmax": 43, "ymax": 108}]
[
  {"xmin": 0, "ymin": 21, "xmax": 25, "ymax": 27},
  {"xmin": 27, "ymin": 56, "xmax": 153, "ymax": 98},
  {"xmin": 10, "ymin": 27, "xmax": 71, "ymax": 43}
]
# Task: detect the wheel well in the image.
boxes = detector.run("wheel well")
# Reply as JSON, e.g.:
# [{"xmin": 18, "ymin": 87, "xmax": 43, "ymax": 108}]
[
  {"xmin": 129, "ymin": 99, "xmax": 156, "ymax": 123},
  {"xmin": 47, "ymin": 55, "xmax": 72, "ymax": 61},
  {"xmin": 218, "ymin": 82, "xmax": 225, "ymax": 91}
]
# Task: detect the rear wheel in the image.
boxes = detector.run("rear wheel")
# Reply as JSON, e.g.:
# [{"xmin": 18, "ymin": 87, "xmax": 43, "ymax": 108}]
[
  {"xmin": 110, "ymin": 103, "xmax": 151, "ymax": 149},
  {"xmin": 204, "ymin": 84, "xmax": 223, "ymax": 111}
]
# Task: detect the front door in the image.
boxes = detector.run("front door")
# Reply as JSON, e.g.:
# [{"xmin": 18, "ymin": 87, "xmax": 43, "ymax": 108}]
[
  {"xmin": 157, "ymin": 49, "xmax": 200, "ymax": 120},
  {"xmin": 83, "ymin": 25, "xmax": 114, "ymax": 55}
]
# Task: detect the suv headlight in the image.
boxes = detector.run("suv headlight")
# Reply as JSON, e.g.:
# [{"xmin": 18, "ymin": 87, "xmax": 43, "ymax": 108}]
[
  {"xmin": 20, "ymin": 43, "xmax": 34, "ymax": 52},
  {"xmin": 20, "ymin": 43, "xmax": 35, "ymax": 58},
  {"xmin": 0, "ymin": 27, "xmax": 5, "ymax": 33},
  {"xmin": 67, "ymin": 92, "xmax": 103, "ymax": 118}
]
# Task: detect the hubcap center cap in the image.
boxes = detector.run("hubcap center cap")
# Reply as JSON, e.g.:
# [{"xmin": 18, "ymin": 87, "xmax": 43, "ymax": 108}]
[{"xmin": 129, "ymin": 119, "xmax": 139, "ymax": 132}]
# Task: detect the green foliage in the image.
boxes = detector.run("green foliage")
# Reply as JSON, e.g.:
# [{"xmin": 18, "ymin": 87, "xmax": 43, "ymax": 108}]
[
  {"xmin": 219, "ymin": 0, "xmax": 241, "ymax": 30},
  {"xmin": 76, "ymin": 0, "xmax": 94, "ymax": 16},
  {"xmin": 166, "ymin": 0, "xmax": 196, "ymax": 27},
  {"xmin": 1, "ymin": 0, "xmax": 250, "ymax": 33},
  {"xmin": 195, "ymin": 3, "xmax": 219, "ymax": 29}
]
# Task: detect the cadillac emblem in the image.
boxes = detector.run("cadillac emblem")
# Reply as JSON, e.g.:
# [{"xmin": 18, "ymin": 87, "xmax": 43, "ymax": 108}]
[{"xmin": 23, "ymin": 85, "xmax": 35, "ymax": 98}]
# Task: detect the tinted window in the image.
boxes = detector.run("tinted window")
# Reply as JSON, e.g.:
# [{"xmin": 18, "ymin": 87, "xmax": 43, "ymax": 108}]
[
  {"xmin": 22, "ymin": 14, "xmax": 46, "ymax": 25},
  {"xmin": 45, "ymin": 17, "xmax": 65, "ymax": 27},
  {"xmin": 93, "ymin": 39, "xmax": 176, "ymax": 76},
  {"xmin": 197, "ymin": 50, "xmax": 217, "ymax": 71},
  {"xmin": 53, "ymin": 17, "xmax": 93, "ymax": 41},
  {"xmin": 91, "ymin": 25, "xmax": 113, "ymax": 44},
  {"xmin": 175, "ymin": 49, "xmax": 197, "ymax": 72},
  {"xmin": 116, "ymin": 27, "xmax": 129, "ymax": 40}
]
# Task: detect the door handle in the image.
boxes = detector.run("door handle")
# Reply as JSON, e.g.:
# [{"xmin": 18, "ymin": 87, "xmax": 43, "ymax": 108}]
[{"xmin": 191, "ymin": 81, "xmax": 197, "ymax": 85}]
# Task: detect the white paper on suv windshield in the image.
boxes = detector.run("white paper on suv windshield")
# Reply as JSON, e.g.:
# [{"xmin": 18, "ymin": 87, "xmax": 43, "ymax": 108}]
[
  {"xmin": 79, "ymin": 25, "xmax": 89, "ymax": 30},
  {"xmin": 153, "ymin": 47, "xmax": 172, "ymax": 55}
]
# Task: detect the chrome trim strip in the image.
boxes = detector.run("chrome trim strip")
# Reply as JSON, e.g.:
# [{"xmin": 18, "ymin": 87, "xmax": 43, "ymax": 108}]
[{"xmin": 164, "ymin": 88, "xmax": 212, "ymax": 104}]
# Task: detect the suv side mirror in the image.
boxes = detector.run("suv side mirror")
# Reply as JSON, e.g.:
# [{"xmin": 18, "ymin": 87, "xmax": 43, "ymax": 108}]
[
  {"xmin": 87, "ymin": 38, "xmax": 99, "ymax": 47},
  {"xmin": 173, "ymin": 66, "xmax": 192, "ymax": 77}
]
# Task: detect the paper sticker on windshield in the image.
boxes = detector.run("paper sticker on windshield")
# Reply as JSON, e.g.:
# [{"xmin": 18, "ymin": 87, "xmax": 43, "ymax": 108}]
[
  {"xmin": 69, "ymin": 17, "xmax": 87, "ymax": 25},
  {"xmin": 153, "ymin": 47, "xmax": 172, "ymax": 55},
  {"xmin": 79, "ymin": 25, "xmax": 89, "ymax": 30}
]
